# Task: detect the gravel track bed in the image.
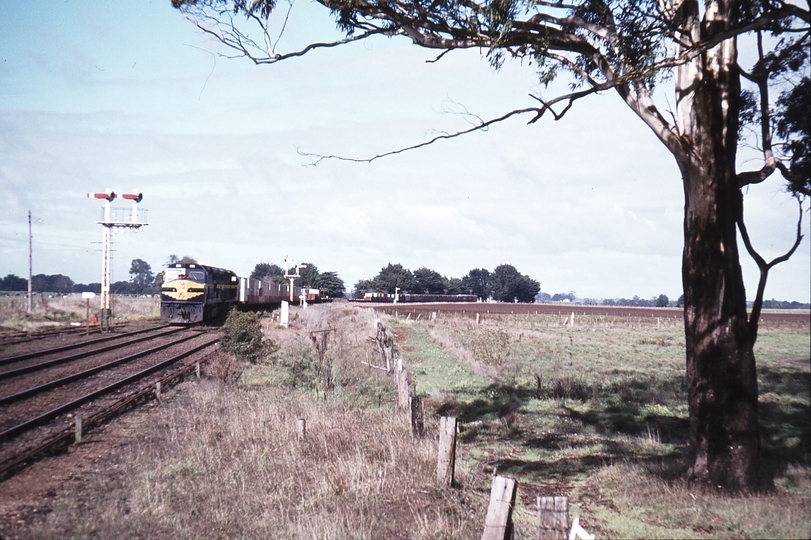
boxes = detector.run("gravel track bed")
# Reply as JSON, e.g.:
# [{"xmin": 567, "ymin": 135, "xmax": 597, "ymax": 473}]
[
  {"xmin": 0, "ymin": 327, "xmax": 192, "ymax": 396},
  {"xmin": 0, "ymin": 331, "xmax": 219, "ymax": 469},
  {"xmin": 0, "ymin": 322, "xmax": 156, "ymax": 359}
]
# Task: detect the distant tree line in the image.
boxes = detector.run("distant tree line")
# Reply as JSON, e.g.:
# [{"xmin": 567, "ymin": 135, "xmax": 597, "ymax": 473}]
[
  {"xmin": 250, "ymin": 262, "xmax": 346, "ymax": 298},
  {"xmin": 353, "ymin": 263, "xmax": 541, "ymax": 303}
]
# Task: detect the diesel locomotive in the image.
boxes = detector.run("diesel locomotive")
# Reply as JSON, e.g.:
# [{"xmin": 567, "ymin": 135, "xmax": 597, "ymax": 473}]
[{"xmin": 160, "ymin": 263, "xmax": 310, "ymax": 323}]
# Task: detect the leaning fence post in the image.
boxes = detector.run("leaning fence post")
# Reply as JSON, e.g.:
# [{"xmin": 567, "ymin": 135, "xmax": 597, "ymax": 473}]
[
  {"xmin": 537, "ymin": 496, "xmax": 568, "ymax": 540},
  {"xmin": 437, "ymin": 416, "xmax": 457, "ymax": 486},
  {"xmin": 482, "ymin": 475, "xmax": 517, "ymax": 540}
]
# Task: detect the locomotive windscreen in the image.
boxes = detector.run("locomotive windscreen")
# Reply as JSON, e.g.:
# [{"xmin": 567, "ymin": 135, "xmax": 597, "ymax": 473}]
[{"xmin": 165, "ymin": 268, "xmax": 206, "ymax": 282}]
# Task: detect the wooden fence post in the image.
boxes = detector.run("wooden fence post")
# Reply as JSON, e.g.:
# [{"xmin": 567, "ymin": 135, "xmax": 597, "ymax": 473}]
[
  {"xmin": 537, "ymin": 496, "xmax": 568, "ymax": 540},
  {"xmin": 74, "ymin": 415, "xmax": 82, "ymax": 444},
  {"xmin": 410, "ymin": 394, "xmax": 424, "ymax": 438},
  {"xmin": 397, "ymin": 368, "xmax": 410, "ymax": 410},
  {"xmin": 437, "ymin": 416, "xmax": 457, "ymax": 486},
  {"xmin": 481, "ymin": 475, "xmax": 517, "ymax": 540},
  {"xmin": 297, "ymin": 418, "xmax": 306, "ymax": 439},
  {"xmin": 155, "ymin": 381, "xmax": 161, "ymax": 402}
]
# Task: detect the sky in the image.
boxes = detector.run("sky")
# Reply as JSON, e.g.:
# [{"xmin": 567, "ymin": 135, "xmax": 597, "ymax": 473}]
[{"xmin": 1, "ymin": 0, "xmax": 808, "ymax": 302}]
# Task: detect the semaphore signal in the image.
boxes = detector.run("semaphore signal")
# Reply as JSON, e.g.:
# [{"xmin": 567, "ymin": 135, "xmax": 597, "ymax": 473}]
[{"xmin": 87, "ymin": 189, "xmax": 148, "ymax": 330}]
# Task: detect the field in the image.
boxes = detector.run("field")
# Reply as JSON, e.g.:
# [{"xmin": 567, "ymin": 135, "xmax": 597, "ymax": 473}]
[
  {"xmin": 0, "ymin": 292, "xmax": 158, "ymax": 332},
  {"xmin": 0, "ymin": 300, "xmax": 808, "ymax": 539}
]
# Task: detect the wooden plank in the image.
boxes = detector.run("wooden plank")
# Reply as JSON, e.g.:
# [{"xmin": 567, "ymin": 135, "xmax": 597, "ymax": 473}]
[
  {"xmin": 537, "ymin": 496, "xmax": 568, "ymax": 540},
  {"xmin": 482, "ymin": 475, "xmax": 517, "ymax": 540},
  {"xmin": 437, "ymin": 416, "xmax": 457, "ymax": 486}
]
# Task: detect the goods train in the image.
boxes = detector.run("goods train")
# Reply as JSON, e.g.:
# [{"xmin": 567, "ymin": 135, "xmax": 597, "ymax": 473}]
[
  {"xmin": 160, "ymin": 263, "xmax": 317, "ymax": 323},
  {"xmin": 359, "ymin": 292, "xmax": 478, "ymax": 303}
]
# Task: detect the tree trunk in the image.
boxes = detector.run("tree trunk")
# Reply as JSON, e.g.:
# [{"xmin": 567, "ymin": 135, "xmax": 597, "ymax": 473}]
[{"xmin": 675, "ymin": 0, "xmax": 772, "ymax": 492}]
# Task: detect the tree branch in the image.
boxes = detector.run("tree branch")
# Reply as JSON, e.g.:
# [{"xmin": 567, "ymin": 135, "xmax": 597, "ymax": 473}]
[{"xmin": 738, "ymin": 194, "xmax": 805, "ymax": 342}]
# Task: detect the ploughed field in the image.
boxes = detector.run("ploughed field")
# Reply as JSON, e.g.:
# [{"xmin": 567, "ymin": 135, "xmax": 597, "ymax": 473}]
[{"xmin": 371, "ymin": 301, "xmax": 810, "ymax": 323}]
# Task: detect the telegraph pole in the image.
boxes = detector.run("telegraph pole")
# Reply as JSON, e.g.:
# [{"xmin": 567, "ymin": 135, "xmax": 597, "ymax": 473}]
[
  {"xmin": 27, "ymin": 210, "xmax": 32, "ymax": 312},
  {"xmin": 87, "ymin": 190, "xmax": 147, "ymax": 330}
]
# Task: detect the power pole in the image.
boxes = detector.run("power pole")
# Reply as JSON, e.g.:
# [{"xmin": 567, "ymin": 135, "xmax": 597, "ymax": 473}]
[
  {"xmin": 87, "ymin": 190, "xmax": 147, "ymax": 330},
  {"xmin": 27, "ymin": 210, "xmax": 32, "ymax": 312}
]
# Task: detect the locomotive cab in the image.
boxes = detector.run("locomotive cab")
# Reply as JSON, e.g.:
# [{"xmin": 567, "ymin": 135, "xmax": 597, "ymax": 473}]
[{"xmin": 160, "ymin": 263, "xmax": 237, "ymax": 323}]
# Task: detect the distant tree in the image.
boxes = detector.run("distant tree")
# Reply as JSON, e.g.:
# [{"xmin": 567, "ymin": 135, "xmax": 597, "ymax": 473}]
[
  {"xmin": 655, "ymin": 294, "xmax": 670, "ymax": 308},
  {"xmin": 373, "ymin": 263, "xmax": 415, "ymax": 294},
  {"xmin": 0, "ymin": 274, "xmax": 27, "ymax": 291},
  {"xmin": 490, "ymin": 264, "xmax": 540, "ymax": 303},
  {"xmin": 167, "ymin": 254, "xmax": 198, "ymax": 265},
  {"xmin": 251, "ymin": 262, "xmax": 285, "ymax": 280},
  {"xmin": 412, "ymin": 267, "xmax": 448, "ymax": 294},
  {"xmin": 72, "ymin": 283, "xmax": 101, "ymax": 294},
  {"xmin": 552, "ymin": 292, "xmax": 576, "ymax": 302},
  {"xmin": 129, "ymin": 259, "xmax": 155, "ymax": 294},
  {"xmin": 353, "ymin": 279, "xmax": 377, "ymax": 299},
  {"xmin": 31, "ymin": 274, "xmax": 73, "ymax": 294},
  {"xmin": 446, "ymin": 277, "xmax": 464, "ymax": 295},
  {"xmin": 316, "ymin": 271, "xmax": 345, "ymax": 298},
  {"xmin": 461, "ymin": 268, "xmax": 491, "ymax": 300},
  {"xmin": 111, "ymin": 281, "xmax": 134, "ymax": 294},
  {"xmin": 536, "ymin": 292, "xmax": 552, "ymax": 303},
  {"xmin": 298, "ymin": 264, "xmax": 321, "ymax": 288}
]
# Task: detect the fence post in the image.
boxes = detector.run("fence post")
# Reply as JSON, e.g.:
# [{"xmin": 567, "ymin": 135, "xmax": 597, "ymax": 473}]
[
  {"xmin": 537, "ymin": 496, "xmax": 568, "ymax": 540},
  {"xmin": 74, "ymin": 415, "xmax": 83, "ymax": 444},
  {"xmin": 297, "ymin": 418, "xmax": 306, "ymax": 439},
  {"xmin": 481, "ymin": 475, "xmax": 517, "ymax": 540},
  {"xmin": 410, "ymin": 394, "xmax": 424, "ymax": 438},
  {"xmin": 155, "ymin": 381, "xmax": 161, "ymax": 402},
  {"xmin": 397, "ymin": 368, "xmax": 410, "ymax": 410},
  {"xmin": 437, "ymin": 416, "xmax": 457, "ymax": 486}
]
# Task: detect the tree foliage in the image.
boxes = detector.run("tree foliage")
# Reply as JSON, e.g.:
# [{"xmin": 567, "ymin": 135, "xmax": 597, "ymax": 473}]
[
  {"xmin": 251, "ymin": 262, "xmax": 285, "ymax": 280},
  {"xmin": 490, "ymin": 264, "xmax": 540, "ymax": 303},
  {"xmin": 129, "ymin": 259, "xmax": 156, "ymax": 294},
  {"xmin": 0, "ymin": 274, "xmax": 27, "ymax": 291}
]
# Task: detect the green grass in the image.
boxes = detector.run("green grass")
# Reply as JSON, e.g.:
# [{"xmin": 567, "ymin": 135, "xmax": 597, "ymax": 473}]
[{"xmin": 392, "ymin": 313, "xmax": 810, "ymax": 539}]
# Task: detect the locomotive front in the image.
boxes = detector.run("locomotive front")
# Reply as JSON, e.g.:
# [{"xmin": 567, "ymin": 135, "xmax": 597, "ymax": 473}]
[{"xmin": 160, "ymin": 264, "xmax": 237, "ymax": 323}]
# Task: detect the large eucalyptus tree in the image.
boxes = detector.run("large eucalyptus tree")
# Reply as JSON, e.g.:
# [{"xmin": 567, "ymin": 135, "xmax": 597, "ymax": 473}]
[{"xmin": 172, "ymin": 0, "xmax": 809, "ymax": 492}]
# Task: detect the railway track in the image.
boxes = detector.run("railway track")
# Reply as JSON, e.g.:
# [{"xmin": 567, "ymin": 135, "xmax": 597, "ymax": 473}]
[
  {"xmin": 0, "ymin": 322, "xmax": 129, "ymax": 347},
  {"xmin": 0, "ymin": 325, "xmax": 219, "ymax": 480}
]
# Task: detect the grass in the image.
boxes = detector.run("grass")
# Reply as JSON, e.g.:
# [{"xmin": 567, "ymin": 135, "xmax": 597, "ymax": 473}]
[
  {"xmin": 10, "ymin": 302, "xmax": 811, "ymax": 539},
  {"xmin": 0, "ymin": 293, "xmax": 158, "ymax": 332}
]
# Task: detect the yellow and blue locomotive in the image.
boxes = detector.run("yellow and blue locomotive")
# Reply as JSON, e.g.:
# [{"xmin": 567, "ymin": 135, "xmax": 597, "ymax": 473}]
[{"xmin": 160, "ymin": 264, "xmax": 238, "ymax": 323}]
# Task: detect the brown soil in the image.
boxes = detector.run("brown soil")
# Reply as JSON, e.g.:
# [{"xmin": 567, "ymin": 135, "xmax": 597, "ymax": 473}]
[{"xmin": 0, "ymin": 396, "xmax": 159, "ymax": 539}]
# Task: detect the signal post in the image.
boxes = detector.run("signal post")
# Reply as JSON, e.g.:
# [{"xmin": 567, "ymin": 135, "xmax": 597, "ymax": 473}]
[{"xmin": 87, "ymin": 190, "xmax": 147, "ymax": 330}]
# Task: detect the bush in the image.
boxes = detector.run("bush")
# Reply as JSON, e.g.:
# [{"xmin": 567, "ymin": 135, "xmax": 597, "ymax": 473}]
[{"xmin": 220, "ymin": 309, "xmax": 276, "ymax": 363}]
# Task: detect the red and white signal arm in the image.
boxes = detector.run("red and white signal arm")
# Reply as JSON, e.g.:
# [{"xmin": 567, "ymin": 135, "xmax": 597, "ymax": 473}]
[
  {"xmin": 120, "ymin": 193, "xmax": 143, "ymax": 202},
  {"xmin": 87, "ymin": 192, "xmax": 116, "ymax": 201}
]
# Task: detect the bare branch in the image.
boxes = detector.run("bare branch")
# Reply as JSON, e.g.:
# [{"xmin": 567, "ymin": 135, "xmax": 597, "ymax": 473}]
[
  {"xmin": 738, "ymin": 195, "xmax": 805, "ymax": 342},
  {"xmin": 297, "ymin": 107, "xmax": 542, "ymax": 164}
]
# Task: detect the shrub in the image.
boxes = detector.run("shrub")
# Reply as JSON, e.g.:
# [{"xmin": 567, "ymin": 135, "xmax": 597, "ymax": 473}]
[{"xmin": 220, "ymin": 309, "xmax": 276, "ymax": 362}]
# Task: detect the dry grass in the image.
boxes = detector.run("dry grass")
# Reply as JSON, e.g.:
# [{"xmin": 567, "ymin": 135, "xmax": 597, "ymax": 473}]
[{"xmin": 0, "ymin": 293, "xmax": 158, "ymax": 331}]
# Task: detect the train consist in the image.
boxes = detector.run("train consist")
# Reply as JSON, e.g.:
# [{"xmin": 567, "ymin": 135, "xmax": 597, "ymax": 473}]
[
  {"xmin": 360, "ymin": 292, "xmax": 478, "ymax": 303},
  {"xmin": 160, "ymin": 263, "xmax": 317, "ymax": 323}
]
